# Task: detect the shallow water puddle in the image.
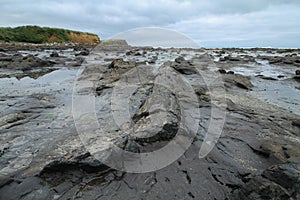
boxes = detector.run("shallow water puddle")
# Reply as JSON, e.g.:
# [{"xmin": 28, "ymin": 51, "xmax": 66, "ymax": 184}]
[
  {"xmin": 0, "ymin": 68, "xmax": 78, "ymax": 96},
  {"xmin": 251, "ymin": 79, "xmax": 300, "ymax": 115},
  {"xmin": 231, "ymin": 62, "xmax": 300, "ymax": 116}
]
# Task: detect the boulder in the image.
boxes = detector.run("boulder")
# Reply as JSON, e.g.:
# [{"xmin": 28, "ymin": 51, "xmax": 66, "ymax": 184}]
[
  {"xmin": 0, "ymin": 54, "xmax": 53, "ymax": 70},
  {"xmin": 0, "ymin": 48, "xmax": 7, "ymax": 52},
  {"xmin": 108, "ymin": 58, "xmax": 131, "ymax": 70},
  {"xmin": 76, "ymin": 49, "xmax": 89, "ymax": 56},
  {"xmin": 223, "ymin": 74, "xmax": 253, "ymax": 90},
  {"xmin": 175, "ymin": 56, "xmax": 185, "ymax": 63},
  {"xmin": 294, "ymin": 75, "xmax": 300, "ymax": 81},
  {"xmin": 218, "ymin": 69, "xmax": 227, "ymax": 74},
  {"xmin": 50, "ymin": 52, "xmax": 59, "ymax": 57},
  {"xmin": 172, "ymin": 57, "xmax": 197, "ymax": 75},
  {"xmin": 269, "ymin": 57, "xmax": 283, "ymax": 64},
  {"xmin": 224, "ymin": 56, "xmax": 240, "ymax": 62}
]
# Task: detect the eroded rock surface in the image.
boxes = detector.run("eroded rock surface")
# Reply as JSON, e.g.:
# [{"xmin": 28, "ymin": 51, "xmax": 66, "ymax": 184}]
[{"xmin": 0, "ymin": 44, "xmax": 299, "ymax": 200}]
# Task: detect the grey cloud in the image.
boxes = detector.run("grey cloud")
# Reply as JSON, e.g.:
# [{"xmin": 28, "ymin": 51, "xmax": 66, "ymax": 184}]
[
  {"xmin": 168, "ymin": 4, "xmax": 300, "ymax": 47},
  {"xmin": 0, "ymin": 0, "xmax": 299, "ymax": 47}
]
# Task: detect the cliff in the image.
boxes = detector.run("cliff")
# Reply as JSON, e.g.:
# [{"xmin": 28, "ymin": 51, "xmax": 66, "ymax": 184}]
[{"xmin": 0, "ymin": 26, "xmax": 100, "ymax": 44}]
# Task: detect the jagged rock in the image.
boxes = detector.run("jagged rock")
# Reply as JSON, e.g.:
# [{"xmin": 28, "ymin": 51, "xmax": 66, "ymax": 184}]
[
  {"xmin": 76, "ymin": 49, "xmax": 89, "ymax": 56},
  {"xmin": 224, "ymin": 56, "xmax": 241, "ymax": 62},
  {"xmin": 256, "ymin": 75, "xmax": 278, "ymax": 81},
  {"xmin": 0, "ymin": 177, "xmax": 52, "ymax": 200},
  {"xmin": 108, "ymin": 58, "xmax": 129, "ymax": 69},
  {"xmin": 101, "ymin": 39, "xmax": 128, "ymax": 47},
  {"xmin": 39, "ymin": 154, "xmax": 109, "ymax": 176},
  {"xmin": 0, "ymin": 56, "xmax": 12, "ymax": 61},
  {"xmin": 223, "ymin": 74, "xmax": 253, "ymax": 90},
  {"xmin": 171, "ymin": 59, "xmax": 197, "ymax": 75},
  {"xmin": 218, "ymin": 69, "xmax": 235, "ymax": 75},
  {"xmin": 219, "ymin": 57, "xmax": 226, "ymax": 62},
  {"xmin": 283, "ymin": 59, "xmax": 294, "ymax": 65},
  {"xmin": 0, "ymin": 48, "xmax": 7, "ymax": 52},
  {"xmin": 294, "ymin": 75, "xmax": 300, "ymax": 81},
  {"xmin": 175, "ymin": 56, "xmax": 185, "ymax": 63},
  {"xmin": 230, "ymin": 163, "xmax": 300, "ymax": 200},
  {"xmin": 132, "ymin": 83, "xmax": 180, "ymax": 143},
  {"xmin": 50, "ymin": 52, "xmax": 59, "ymax": 57},
  {"xmin": 269, "ymin": 57, "xmax": 282, "ymax": 64},
  {"xmin": 218, "ymin": 69, "xmax": 227, "ymax": 74},
  {"xmin": 0, "ymin": 113, "xmax": 27, "ymax": 129},
  {"xmin": 0, "ymin": 54, "xmax": 53, "ymax": 70},
  {"xmin": 134, "ymin": 52, "xmax": 142, "ymax": 56},
  {"xmin": 243, "ymin": 55, "xmax": 256, "ymax": 62},
  {"xmin": 149, "ymin": 55, "xmax": 158, "ymax": 64}
]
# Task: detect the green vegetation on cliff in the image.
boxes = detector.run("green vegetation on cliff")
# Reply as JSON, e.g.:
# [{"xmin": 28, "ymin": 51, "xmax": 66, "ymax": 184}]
[{"xmin": 0, "ymin": 26, "xmax": 100, "ymax": 44}]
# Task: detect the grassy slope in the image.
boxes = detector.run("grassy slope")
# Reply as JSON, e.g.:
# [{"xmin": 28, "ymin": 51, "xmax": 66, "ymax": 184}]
[{"xmin": 0, "ymin": 26, "xmax": 100, "ymax": 44}]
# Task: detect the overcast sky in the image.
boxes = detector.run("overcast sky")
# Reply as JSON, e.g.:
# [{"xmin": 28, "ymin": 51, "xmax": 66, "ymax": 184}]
[{"xmin": 1, "ymin": 0, "xmax": 300, "ymax": 48}]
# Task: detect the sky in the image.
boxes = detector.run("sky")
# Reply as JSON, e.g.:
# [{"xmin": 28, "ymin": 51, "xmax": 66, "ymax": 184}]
[{"xmin": 0, "ymin": 0, "xmax": 300, "ymax": 48}]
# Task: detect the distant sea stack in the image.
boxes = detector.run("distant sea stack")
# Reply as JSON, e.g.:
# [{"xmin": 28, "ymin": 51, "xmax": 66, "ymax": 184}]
[{"xmin": 0, "ymin": 25, "xmax": 100, "ymax": 44}]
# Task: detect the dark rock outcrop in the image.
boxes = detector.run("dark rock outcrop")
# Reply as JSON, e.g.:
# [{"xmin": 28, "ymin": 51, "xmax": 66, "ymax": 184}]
[
  {"xmin": 172, "ymin": 56, "xmax": 197, "ymax": 75},
  {"xmin": 50, "ymin": 52, "xmax": 59, "ymax": 57},
  {"xmin": 0, "ymin": 54, "xmax": 53, "ymax": 70},
  {"xmin": 223, "ymin": 74, "xmax": 253, "ymax": 90},
  {"xmin": 230, "ymin": 163, "xmax": 300, "ymax": 200},
  {"xmin": 75, "ymin": 49, "xmax": 89, "ymax": 56}
]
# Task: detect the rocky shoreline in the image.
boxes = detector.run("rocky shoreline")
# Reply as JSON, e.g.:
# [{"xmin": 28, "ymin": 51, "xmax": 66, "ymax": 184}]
[{"xmin": 0, "ymin": 42, "xmax": 299, "ymax": 199}]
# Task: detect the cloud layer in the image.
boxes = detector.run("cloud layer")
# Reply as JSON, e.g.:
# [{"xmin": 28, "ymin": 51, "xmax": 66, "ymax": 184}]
[{"xmin": 1, "ymin": 0, "xmax": 299, "ymax": 47}]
